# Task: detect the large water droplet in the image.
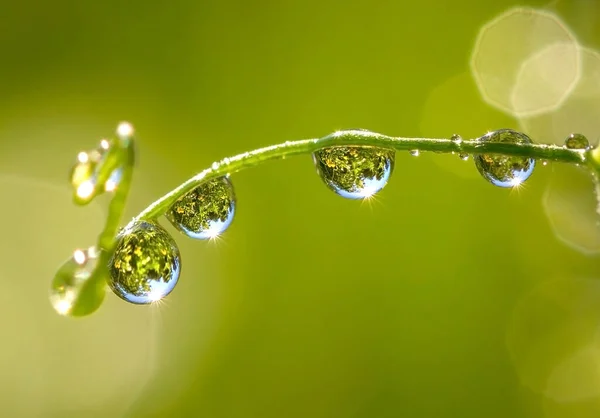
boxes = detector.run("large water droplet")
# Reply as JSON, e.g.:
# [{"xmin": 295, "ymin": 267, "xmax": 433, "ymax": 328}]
[
  {"xmin": 166, "ymin": 176, "xmax": 236, "ymax": 239},
  {"xmin": 312, "ymin": 146, "xmax": 395, "ymax": 199},
  {"xmin": 474, "ymin": 129, "xmax": 535, "ymax": 188},
  {"xmin": 50, "ymin": 247, "xmax": 105, "ymax": 316},
  {"xmin": 564, "ymin": 133, "xmax": 590, "ymax": 150},
  {"xmin": 409, "ymin": 149, "xmax": 420, "ymax": 157},
  {"xmin": 108, "ymin": 221, "xmax": 181, "ymax": 304}
]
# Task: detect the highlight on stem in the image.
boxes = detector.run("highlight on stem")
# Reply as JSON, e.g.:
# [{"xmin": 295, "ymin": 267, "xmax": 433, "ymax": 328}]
[{"xmin": 50, "ymin": 123, "xmax": 600, "ymax": 317}]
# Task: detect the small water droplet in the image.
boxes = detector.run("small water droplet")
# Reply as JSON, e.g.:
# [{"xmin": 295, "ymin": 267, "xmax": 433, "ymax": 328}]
[
  {"xmin": 103, "ymin": 167, "xmax": 122, "ymax": 192},
  {"xmin": 312, "ymin": 146, "xmax": 395, "ymax": 199},
  {"xmin": 116, "ymin": 121, "xmax": 134, "ymax": 140},
  {"xmin": 564, "ymin": 133, "xmax": 590, "ymax": 150},
  {"xmin": 109, "ymin": 221, "xmax": 181, "ymax": 304},
  {"xmin": 211, "ymin": 162, "xmax": 220, "ymax": 171},
  {"xmin": 409, "ymin": 150, "xmax": 420, "ymax": 157},
  {"xmin": 70, "ymin": 141, "xmax": 121, "ymax": 203},
  {"xmin": 50, "ymin": 247, "xmax": 105, "ymax": 316},
  {"xmin": 70, "ymin": 150, "xmax": 101, "ymax": 199},
  {"xmin": 474, "ymin": 129, "xmax": 535, "ymax": 188},
  {"xmin": 77, "ymin": 151, "xmax": 89, "ymax": 163},
  {"xmin": 451, "ymin": 134, "xmax": 463, "ymax": 144},
  {"xmin": 542, "ymin": 160, "xmax": 549, "ymax": 166},
  {"xmin": 166, "ymin": 177, "xmax": 236, "ymax": 239},
  {"xmin": 459, "ymin": 153, "xmax": 469, "ymax": 161}
]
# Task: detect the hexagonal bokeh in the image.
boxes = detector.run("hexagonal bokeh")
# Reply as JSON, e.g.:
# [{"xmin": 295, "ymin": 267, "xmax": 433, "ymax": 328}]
[
  {"xmin": 507, "ymin": 277, "xmax": 600, "ymax": 400},
  {"xmin": 519, "ymin": 47, "xmax": 600, "ymax": 146},
  {"xmin": 543, "ymin": 164, "xmax": 600, "ymax": 255},
  {"xmin": 471, "ymin": 7, "xmax": 581, "ymax": 117}
]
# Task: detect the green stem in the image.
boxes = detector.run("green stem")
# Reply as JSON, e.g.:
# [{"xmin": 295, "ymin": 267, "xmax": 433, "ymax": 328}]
[
  {"xmin": 69, "ymin": 132, "xmax": 136, "ymax": 316},
  {"xmin": 97, "ymin": 142, "xmax": 135, "ymax": 250},
  {"xmin": 132, "ymin": 129, "xmax": 586, "ymax": 223}
]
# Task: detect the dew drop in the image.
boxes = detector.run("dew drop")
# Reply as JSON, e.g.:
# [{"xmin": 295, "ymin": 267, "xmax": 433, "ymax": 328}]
[
  {"xmin": 70, "ymin": 140, "xmax": 121, "ymax": 203},
  {"xmin": 108, "ymin": 221, "xmax": 181, "ymax": 304},
  {"xmin": 166, "ymin": 177, "xmax": 236, "ymax": 239},
  {"xmin": 451, "ymin": 134, "xmax": 463, "ymax": 144},
  {"xmin": 409, "ymin": 149, "xmax": 420, "ymax": 157},
  {"xmin": 116, "ymin": 121, "xmax": 134, "ymax": 140},
  {"xmin": 459, "ymin": 153, "xmax": 470, "ymax": 161},
  {"xmin": 104, "ymin": 167, "xmax": 122, "ymax": 192},
  {"xmin": 70, "ymin": 150, "xmax": 100, "ymax": 199},
  {"xmin": 474, "ymin": 129, "xmax": 535, "ymax": 188},
  {"xmin": 564, "ymin": 133, "xmax": 590, "ymax": 150},
  {"xmin": 312, "ymin": 146, "xmax": 395, "ymax": 199},
  {"xmin": 50, "ymin": 246, "xmax": 105, "ymax": 316}
]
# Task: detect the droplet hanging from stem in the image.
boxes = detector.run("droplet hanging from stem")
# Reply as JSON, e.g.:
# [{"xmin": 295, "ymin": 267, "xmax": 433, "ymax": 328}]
[
  {"xmin": 312, "ymin": 146, "xmax": 395, "ymax": 199},
  {"xmin": 108, "ymin": 221, "xmax": 181, "ymax": 305},
  {"xmin": 473, "ymin": 129, "xmax": 535, "ymax": 188},
  {"xmin": 166, "ymin": 176, "xmax": 236, "ymax": 240}
]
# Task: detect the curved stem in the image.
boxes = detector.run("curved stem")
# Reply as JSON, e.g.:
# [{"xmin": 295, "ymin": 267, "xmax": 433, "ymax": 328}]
[
  {"xmin": 68, "ymin": 128, "xmax": 136, "ymax": 316},
  {"xmin": 133, "ymin": 129, "xmax": 586, "ymax": 223},
  {"xmin": 98, "ymin": 140, "xmax": 135, "ymax": 250}
]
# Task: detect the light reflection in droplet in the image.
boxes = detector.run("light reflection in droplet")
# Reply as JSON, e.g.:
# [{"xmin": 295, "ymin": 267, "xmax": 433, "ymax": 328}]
[
  {"xmin": 104, "ymin": 168, "xmax": 122, "ymax": 193},
  {"xmin": 76, "ymin": 181, "xmax": 95, "ymax": 199},
  {"xmin": 77, "ymin": 152, "xmax": 89, "ymax": 164},
  {"xmin": 117, "ymin": 121, "xmax": 134, "ymax": 138},
  {"xmin": 73, "ymin": 249, "xmax": 86, "ymax": 265}
]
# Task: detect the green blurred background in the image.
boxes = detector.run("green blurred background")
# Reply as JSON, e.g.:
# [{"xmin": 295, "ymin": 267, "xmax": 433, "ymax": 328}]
[{"xmin": 2, "ymin": 0, "xmax": 600, "ymax": 417}]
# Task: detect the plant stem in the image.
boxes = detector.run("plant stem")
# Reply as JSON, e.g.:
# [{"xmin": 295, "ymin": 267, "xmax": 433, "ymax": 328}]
[
  {"xmin": 98, "ymin": 141, "xmax": 135, "ymax": 250},
  {"xmin": 132, "ymin": 129, "xmax": 587, "ymax": 224},
  {"xmin": 70, "ymin": 133, "xmax": 136, "ymax": 316}
]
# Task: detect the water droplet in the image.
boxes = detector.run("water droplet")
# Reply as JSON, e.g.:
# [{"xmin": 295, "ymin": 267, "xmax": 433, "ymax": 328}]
[
  {"xmin": 166, "ymin": 177, "xmax": 236, "ymax": 239},
  {"xmin": 542, "ymin": 160, "xmax": 549, "ymax": 166},
  {"xmin": 70, "ymin": 141, "xmax": 121, "ymax": 203},
  {"xmin": 108, "ymin": 221, "xmax": 181, "ymax": 304},
  {"xmin": 211, "ymin": 161, "xmax": 220, "ymax": 171},
  {"xmin": 116, "ymin": 121, "xmax": 134, "ymax": 140},
  {"xmin": 474, "ymin": 129, "xmax": 535, "ymax": 188},
  {"xmin": 50, "ymin": 247, "xmax": 105, "ymax": 316},
  {"xmin": 103, "ymin": 167, "xmax": 122, "ymax": 192},
  {"xmin": 451, "ymin": 134, "xmax": 463, "ymax": 144},
  {"xmin": 312, "ymin": 146, "xmax": 395, "ymax": 199},
  {"xmin": 564, "ymin": 133, "xmax": 590, "ymax": 150},
  {"xmin": 70, "ymin": 150, "xmax": 101, "ymax": 199},
  {"xmin": 409, "ymin": 149, "xmax": 420, "ymax": 157},
  {"xmin": 459, "ymin": 153, "xmax": 470, "ymax": 161}
]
